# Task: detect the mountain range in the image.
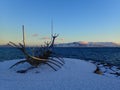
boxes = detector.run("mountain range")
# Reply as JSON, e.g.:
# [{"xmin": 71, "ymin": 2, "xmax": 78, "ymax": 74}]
[
  {"xmin": 55, "ymin": 41, "xmax": 120, "ymax": 47},
  {"xmin": 0, "ymin": 41, "xmax": 120, "ymax": 47}
]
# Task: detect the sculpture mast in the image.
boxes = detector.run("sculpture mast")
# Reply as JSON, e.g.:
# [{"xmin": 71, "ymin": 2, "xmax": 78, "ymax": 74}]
[
  {"xmin": 51, "ymin": 19, "xmax": 53, "ymax": 40},
  {"xmin": 22, "ymin": 25, "xmax": 25, "ymax": 47}
]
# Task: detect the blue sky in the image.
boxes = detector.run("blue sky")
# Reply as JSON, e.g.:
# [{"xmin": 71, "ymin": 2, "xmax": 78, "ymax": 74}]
[{"xmin": 0, "ymin": 0, "xmax": 120, "ymax": 45}]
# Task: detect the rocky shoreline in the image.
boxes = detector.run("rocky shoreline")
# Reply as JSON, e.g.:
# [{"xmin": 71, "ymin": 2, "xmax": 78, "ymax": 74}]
[{"xmin": 89, "ymin": 60, "xmax": 120, "ymax": 78}]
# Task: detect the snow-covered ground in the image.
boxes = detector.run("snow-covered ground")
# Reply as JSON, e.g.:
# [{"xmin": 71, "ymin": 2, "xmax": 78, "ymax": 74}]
[{"xmin": 0, "ymin": 58, "xmax": 120, "ymax": 90}]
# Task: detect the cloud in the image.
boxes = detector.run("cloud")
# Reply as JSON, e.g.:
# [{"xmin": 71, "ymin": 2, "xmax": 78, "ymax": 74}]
[
  {"xmin": 40, "ymin": 37, "xmax": 64, "ymax": 42},
  {"xmin": 60, "ymin": 38, "xmax": 64, "ymax": 41},
  {"xmin": 40, "ymin": 37, "xmax": 50, "ymax": 40},
  {"xmin": 57, "ymin": 38, "xmax": 64, "ymax": 41},
  {"xmin": 32, "ymin": 34, "xmax": 39, "ymax": 37}
]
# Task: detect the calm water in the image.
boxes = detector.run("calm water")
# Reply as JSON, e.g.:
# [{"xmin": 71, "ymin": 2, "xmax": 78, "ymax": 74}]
[{"xmin": 0, "ymin": 47, "xmax": 120, "ymax": 67}]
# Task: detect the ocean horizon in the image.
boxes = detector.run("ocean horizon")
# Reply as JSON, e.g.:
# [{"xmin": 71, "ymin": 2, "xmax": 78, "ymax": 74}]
[{"xmin": 0, "ymin": 47, "xmax": 120, "ymax": 67}]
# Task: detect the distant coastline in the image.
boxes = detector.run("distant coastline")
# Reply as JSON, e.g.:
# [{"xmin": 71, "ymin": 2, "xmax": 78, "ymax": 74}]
[
  {"xmin": 55, "ymin": 41, "xmax": 120, "ymax": 47},
  {"xmin": 0, "ymin": 45, "xmax": 120, "ymax": 48}
]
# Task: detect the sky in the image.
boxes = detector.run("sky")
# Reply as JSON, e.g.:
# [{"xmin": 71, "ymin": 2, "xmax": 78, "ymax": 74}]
[{"xmin": 0, "ymin": 0, "xmax": 120, "ymax": 45}]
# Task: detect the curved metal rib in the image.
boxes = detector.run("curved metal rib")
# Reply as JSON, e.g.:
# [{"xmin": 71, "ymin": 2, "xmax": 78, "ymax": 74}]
[
  {"xmin": 53, "ymin": 56, "xmax": 65, "ymax": 64},
  {"xmin": 49, "ymin": 58, "xmax": 64, "ymax": 65},
  {"xmin": 9, "ymin": 60, "xmax": 27, "ymax": 69},
  {"xmin": 45, "ymin": 62, "xmax": 57, "ymax": 71},
  {"xmin": 47, "ymin": 61, "xmax": 61, "ymax": 68}
]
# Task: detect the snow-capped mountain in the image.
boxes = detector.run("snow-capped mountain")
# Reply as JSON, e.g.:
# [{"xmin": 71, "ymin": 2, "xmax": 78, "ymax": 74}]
[{"xmin": 55, "ymin": 41, "xmax": 120, "ymax": 47}]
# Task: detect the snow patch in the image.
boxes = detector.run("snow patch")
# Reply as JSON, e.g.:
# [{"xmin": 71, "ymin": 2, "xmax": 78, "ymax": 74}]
[{"xmin": 0, "ymin": 58, "xmax": 120, "ymax": 90}]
